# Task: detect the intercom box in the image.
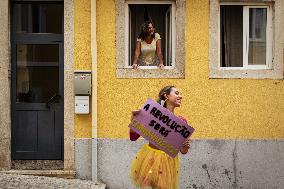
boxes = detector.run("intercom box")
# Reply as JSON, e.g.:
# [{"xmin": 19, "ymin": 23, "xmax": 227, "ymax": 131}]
[{"xmin": 75, "ymin": 96, "xmax": 89, "ymax": 114}]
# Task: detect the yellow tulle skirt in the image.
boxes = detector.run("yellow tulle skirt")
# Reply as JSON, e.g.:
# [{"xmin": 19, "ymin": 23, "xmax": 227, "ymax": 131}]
[{"xmin": 130, "ymin": 144, "xmax": 180, "ymax": 189}]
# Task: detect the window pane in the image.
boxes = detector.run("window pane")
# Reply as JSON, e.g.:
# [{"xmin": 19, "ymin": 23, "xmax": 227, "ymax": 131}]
[
  {"xmin": 220, "ymin": 6, "xmax": 243, "ymax": 67},
  {"xmin": 12, "ymin": 3, "xmax": 63, "ymax": 34},
  {"xmin": 248, "ymin": 8, "xmax": 267, "ymax": 65},
  {"xmin": 16, "ymin": 44, "xmax": 59, "ymax": 103}
]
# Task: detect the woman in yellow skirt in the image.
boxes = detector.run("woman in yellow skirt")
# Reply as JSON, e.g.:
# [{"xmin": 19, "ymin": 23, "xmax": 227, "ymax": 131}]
[{"xmin": 129, "ymin": 86, "xmax": 191, "ymax": 189}]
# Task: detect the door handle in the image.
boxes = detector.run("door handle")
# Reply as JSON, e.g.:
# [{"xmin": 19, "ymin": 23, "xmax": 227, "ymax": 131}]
[{"xmin": 46, "ymin": 94, "xmax": 61, "ymax": 108}]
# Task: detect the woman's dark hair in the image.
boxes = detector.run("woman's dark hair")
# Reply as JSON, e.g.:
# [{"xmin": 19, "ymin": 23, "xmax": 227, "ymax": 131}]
[
  {"xmin": 138, "ymin": 7, "xmax": 155, "ymax": 41},
  {"xmin": 157, "ymin": 86, "xmax": 175, "ymax": 107},
  {"xmin": 138, "ymin": 20, "xmax": 156, "ymax": 41}
]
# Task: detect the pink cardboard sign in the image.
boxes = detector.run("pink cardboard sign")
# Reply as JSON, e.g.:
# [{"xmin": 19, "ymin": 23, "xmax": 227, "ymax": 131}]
[{"xmin": 129, "ymin": 99, "xmax": 195, "ymax": 158}]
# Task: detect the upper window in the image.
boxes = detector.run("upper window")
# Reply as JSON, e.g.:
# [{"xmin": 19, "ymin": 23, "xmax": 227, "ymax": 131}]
[
  {"xmin": 115, "ymin": 0, "xmax": 186, "ymax": 78},
  {"xmin": 126, "ymin": 2, "xmax": 176, "ymax": 68},
  {"xmin": 220, "ymin": 5, "xmax": 272, "ymax": 69},
  {"xmin": 12, "ymin": 2, "xmax": 63, "ymax": 34},
  {"xmin": 209, "ymin": 0, "xmax": 284, "ymax": 79}
]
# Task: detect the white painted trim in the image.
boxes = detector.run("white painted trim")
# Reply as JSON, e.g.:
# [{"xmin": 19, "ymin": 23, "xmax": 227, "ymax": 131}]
[
  {"xmin": 91, "ymin": 0, "xmax": 98, "ymax": 182},
  {"xmin": 243, "ymin": 6, "xmax": 249, "ymax": 68},
  {"xmin": 266, "ymin": 5, "xmax": 273, "ymax": 69},
  {"xmin": 171, "ymin": 2, "xmax": 176, "ymax": 67},
  {"xmin": 245, "ymin": 6, "xmax": 271, "ymax": 69},
  {"xmin": 219, "ymin": 66, "xmax": 270, "ymax": 70}
]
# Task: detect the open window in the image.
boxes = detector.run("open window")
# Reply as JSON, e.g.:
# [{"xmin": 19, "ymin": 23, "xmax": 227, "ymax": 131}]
[
  {"xmin": 127, "ymin": 2, "xmax": 176, "ymax": 68},
  {"xmin": 115, "ymin": 0, "xmax": 186, "ymax": 78}
]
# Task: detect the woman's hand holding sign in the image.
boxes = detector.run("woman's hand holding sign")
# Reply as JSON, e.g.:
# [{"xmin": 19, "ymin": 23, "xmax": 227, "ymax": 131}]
[
  {"xmin": 130, "ymin": 110, "xmax": 141, "ymax": 141},
  {"xmin": 131, "ymin": 110, "xmax": 141, "ymax": 118},
  {"xmin": 180, "ymin": 138, "xmax": 192, "ymax": 154}
]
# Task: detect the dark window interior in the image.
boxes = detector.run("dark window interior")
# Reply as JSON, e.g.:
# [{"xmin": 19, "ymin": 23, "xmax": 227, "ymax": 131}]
[{"xmin": 12, "ymin": 3, "xmax": 63, "ymax": 34}]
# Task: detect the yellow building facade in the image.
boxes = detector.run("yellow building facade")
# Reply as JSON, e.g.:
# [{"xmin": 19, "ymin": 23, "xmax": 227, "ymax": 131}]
[
  {"xmin": 72, "ymin": 0, "xmax": 284, "ymax": 188},
  {"xmin": 76, "ymin": 0, "xmax": 284, "ymax": 140},
  {"xmin": 0, "ymin": 0, "xmax": 283, "ymax": 188}
]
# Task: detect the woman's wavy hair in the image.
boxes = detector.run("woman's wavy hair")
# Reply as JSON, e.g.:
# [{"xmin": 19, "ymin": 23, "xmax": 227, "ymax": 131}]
[
  {"xmin": 157, "ymin": 86, "xmax": 175, "ymax": 107},
  {"xmin": 138, "ymin": 8, "xmax": 155, "ymax": 41},
  {"xmin": 138, "ymin": 21, "xmax": 156, "ymax": 41}
]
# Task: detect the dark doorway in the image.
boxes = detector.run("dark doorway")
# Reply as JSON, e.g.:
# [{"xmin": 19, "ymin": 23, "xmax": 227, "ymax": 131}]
[{"xmin": 11, "ymin": 0, "xmax": 64, "ymax": 160}]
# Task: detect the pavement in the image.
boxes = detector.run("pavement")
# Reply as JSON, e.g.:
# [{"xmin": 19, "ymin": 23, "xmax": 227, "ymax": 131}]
[{"xmin": 0, "ymin": 173, "xmax": 106, "ymax": 189}]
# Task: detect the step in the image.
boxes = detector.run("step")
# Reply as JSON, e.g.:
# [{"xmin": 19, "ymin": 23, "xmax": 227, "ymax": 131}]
[
  {"xmin": 1, "ymin": 170, "xmax": 76, "ymax": 179},
  {"xmin": 0, "ymin": 172, "xmax": 106, "ymax": 189}
]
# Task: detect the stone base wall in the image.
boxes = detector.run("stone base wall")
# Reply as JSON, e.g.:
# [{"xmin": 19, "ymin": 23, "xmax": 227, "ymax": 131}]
[{"xmin": 75, "ymin": 138, "xmax": 284, "ymax": 189}]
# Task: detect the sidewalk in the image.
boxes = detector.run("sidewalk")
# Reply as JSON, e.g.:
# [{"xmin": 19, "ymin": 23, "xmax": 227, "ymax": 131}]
[{"xmin": 0, "ymin": 173, "xmax": 106, "ymax": 189}]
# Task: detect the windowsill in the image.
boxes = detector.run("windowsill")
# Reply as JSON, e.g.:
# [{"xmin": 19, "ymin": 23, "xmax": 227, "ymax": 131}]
[
  {"xmin": 116, "ymin": 67, "xmax": 185, "ymax": 78},
  {"xmin": 125, "ymin": 66, "xmax": 174, "ymax": 69},
  {"xmin": 209, "ymin": 69, "xmax": 283, "ymax": 79},
  {"xmin": 218, "ymin": 66, "xmax": 271, "ymax": 70}
]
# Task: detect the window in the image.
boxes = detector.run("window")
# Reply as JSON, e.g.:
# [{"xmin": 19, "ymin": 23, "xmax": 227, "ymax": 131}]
[
  {"xmin": 209, "ymin": 0, "xmax": 284, "ymax": 79},
  {"xmin": 126, "ymin": 2, "xmax": 176, "ymax": 68},
  {"xmin": 220, "ymin": 5, "xmax": 272, "ymax": 69},
  {"xmin": 12, "ymin": 3, "xmax": 63, "ymax": 34},
  {"xmin": 115, "ymin": 0, "xmax": 186, "ymax": 78}
]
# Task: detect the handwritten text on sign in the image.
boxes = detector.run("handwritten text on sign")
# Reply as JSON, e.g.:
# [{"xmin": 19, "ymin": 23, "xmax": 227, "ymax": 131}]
[{"xmin": 129, "ymin": 99, "xmax": 195, "ymax": 158}]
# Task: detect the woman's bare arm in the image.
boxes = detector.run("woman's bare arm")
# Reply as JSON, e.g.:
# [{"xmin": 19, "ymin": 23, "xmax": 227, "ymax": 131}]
[
  {"xmin": 156, "ymin": 39, "xmax": 164, "ymax": 69},
  {"xmin": 132, "ymin": 41, "xmax": 141, "ymax": 69}
]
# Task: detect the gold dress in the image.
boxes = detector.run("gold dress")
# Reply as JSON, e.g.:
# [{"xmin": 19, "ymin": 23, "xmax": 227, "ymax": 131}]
[{"xmin": 137, "ymin": 33, "xmax": 161, "ymax": 66}]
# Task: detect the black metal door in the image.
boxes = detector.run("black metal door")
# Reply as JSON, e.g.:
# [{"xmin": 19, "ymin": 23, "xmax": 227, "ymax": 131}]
[{"xmin": 11, "ymin": 1, "xmax": 64, "ymax": 160}]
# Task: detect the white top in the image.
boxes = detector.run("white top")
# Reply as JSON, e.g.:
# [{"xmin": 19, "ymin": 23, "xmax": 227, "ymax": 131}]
[{"xmin": 137, "ymin": 33, "xmax": 161, "ymax": 66}]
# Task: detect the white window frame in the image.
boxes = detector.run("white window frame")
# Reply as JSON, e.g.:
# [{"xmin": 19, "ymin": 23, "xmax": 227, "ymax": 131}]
[
  {"xmin": 124, "ymin": 0, "xmax": 176, "ymax": 70},
  {"xmin": 219, "ymin": 3, "xmax": 272, "ymax": 71},
  {"xmin": 209, "ymin": 0, "xmax": 284, "ymax": 79}
]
